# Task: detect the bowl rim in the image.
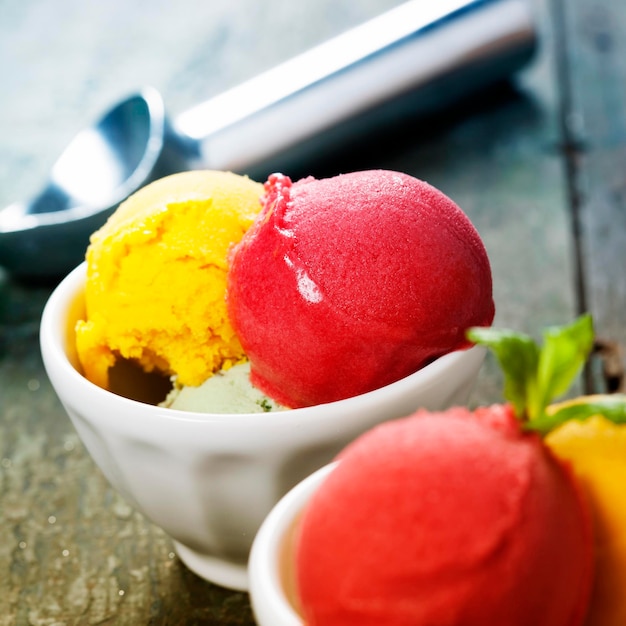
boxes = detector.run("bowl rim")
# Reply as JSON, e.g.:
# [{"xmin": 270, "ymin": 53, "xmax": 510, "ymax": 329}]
[
  {"xmin": 40, "ymin": 262, "xmax": 485, "ymax": 427},
  {"xmin": 248, "ymin": 462, "xmax": 338, "ymax": 626}
]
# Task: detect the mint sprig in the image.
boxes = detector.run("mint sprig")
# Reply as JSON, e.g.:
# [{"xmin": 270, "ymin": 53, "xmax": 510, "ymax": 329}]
[
  {"xmin": 525, "ymin": 394, "xmax": 626, "ymax": 434},
  {"xmin": 467, "ymin": 314, "xmax": 598, "ymax": 432}
]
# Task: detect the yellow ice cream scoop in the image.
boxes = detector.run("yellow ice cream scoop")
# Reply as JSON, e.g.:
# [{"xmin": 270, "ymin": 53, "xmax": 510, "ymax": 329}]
[
  {"xmin": 546, "ymin": 395, "xmax": 626, "ymax": 626},
  {"xmin": 75, "ymin": 170, "xmax": 264, "ymax": 390}
]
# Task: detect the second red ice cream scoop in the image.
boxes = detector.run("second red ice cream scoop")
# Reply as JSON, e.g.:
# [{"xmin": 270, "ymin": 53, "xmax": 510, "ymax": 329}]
[
  {"xmin": 227, "ymin": 169, "xmax": 495, "ymax": 408},
  {"xmin": 294, "ymin": 406, "xmax": 594, "ymax": 625}
]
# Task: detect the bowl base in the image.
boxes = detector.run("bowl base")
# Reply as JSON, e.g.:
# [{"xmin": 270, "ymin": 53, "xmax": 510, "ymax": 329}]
[{"xmin": 173, "ymin": 541, "xmax": 249, "ymax": 591}]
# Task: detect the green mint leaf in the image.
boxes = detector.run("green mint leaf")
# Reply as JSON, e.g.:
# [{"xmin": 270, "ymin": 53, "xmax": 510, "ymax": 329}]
[
  {"xmin": 526, "ymin": 393, "xmax": 626, "ymax": 434},
  {"xmin": 466, "ymin": 327, "xmax": 540, "ymax": 419},
  {"xmin": 535, "ymin": 314, "xmax": 594, "ymax": 415},
  {"xmin": 467, "ymin": 314, "xmax": 595, "ymax": 423}
]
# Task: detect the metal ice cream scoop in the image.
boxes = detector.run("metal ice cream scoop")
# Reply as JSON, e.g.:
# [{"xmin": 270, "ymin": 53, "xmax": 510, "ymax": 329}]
[{"xmin": 0, "ymin": 0, "xmax": 536, "ymax": 278}]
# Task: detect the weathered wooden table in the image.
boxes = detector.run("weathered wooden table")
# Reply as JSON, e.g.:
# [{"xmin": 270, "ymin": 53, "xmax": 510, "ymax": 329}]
[{"xmin": 1, "ymin": 0, "xmax": 625, "ymax": 623}]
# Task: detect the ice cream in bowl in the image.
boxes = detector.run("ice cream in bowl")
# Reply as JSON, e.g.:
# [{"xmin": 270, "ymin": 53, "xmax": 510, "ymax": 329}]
[
  {"xmin": 249, "ymin": 316, "xmax": 626, "ymax": 626},
  {"xmin": 40, "ymin": 169, "xmax": 494, "ymax": 590},
  {"xmin": 248, "ymin": 404, "xmax": 594, "ymax": 626}
]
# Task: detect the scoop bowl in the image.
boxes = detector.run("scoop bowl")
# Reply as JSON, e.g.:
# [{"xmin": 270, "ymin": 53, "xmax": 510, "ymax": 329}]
[{"xmin": 40, "ymin": 263, "xmax": 485, "ymax": 591}]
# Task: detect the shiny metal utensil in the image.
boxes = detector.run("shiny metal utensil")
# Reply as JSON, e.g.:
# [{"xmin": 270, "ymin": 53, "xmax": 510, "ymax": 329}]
[{"xmin": 0, "ymin": 0, "xmax": 536, "ymax": 279}]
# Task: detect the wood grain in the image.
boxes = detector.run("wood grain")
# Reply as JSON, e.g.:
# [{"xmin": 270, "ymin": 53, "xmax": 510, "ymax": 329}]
[{"xmin": 553, "ymin": 0, "xmax": 626, "ymax": 392}]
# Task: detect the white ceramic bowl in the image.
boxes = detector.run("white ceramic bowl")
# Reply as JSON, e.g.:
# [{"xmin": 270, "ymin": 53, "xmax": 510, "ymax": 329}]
[{"xmin": 40, "ymin": 262, "xmax": 485, "ymax": 591}]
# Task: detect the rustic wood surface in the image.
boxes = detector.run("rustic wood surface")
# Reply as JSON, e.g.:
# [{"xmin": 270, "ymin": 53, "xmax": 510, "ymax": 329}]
[{"xmin": 1, "ymin": 0, "xmax": 625, "ymax": 623}]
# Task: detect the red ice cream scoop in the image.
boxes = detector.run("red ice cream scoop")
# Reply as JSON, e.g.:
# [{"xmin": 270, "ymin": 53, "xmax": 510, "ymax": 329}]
[
  {"xmin": 227, "ymin": 170, "xmax": 494, "ymax": 408},
  {"xmin": 294, "ymin": 406, "xmax": 594, "ymax": 626}
]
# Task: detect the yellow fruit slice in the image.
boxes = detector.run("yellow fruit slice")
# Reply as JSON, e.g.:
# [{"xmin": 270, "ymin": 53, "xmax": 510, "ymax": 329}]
[{"xmin": 546, "ymin": 397, "xmax": 626, "ymax": 626}]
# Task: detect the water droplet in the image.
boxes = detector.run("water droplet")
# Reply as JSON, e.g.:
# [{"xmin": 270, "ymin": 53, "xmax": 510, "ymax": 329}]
[{"xmin": 113, "ymin": 500, "xmax": 133, "ymax": 520}]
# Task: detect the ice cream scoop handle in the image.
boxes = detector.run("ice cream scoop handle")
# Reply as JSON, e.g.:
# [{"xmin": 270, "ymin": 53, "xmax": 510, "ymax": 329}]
[{"xmin": 174, "ymin": 0, "xmax": 536, "ymax": 173}]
